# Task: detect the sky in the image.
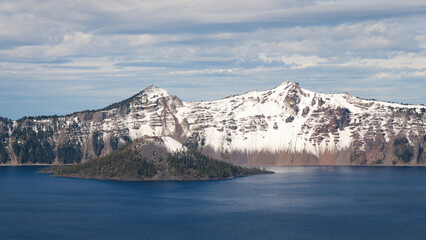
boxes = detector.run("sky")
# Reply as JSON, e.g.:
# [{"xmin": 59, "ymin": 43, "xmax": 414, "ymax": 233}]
[{"xmin": 0, "ymin": 0, "xmax": 425, "ymax": 120}]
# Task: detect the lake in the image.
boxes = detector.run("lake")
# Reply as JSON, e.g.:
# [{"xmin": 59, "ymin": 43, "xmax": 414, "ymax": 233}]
[{"xmin": 1, "ymin": 166, "xmax": 426, "ymax": 240}]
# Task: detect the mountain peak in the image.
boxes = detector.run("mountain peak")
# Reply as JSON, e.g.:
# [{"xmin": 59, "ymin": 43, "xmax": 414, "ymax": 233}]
[
  {"xmin": 275, "ymin": 80, "xmax": 299, "ymax": 89},
  {"xmin": 278, "ymin": 80, "xmax": 291, "ymax": 87},
  {"xmin": 272, "ymin": 80, "xmax": 301, "ymax": 94},
  {"xmin": 3, "ymin": 80, "xmax": 425, "ymax": 167},
  {"xmin": 140, "ymin": 85, "xmax": 170, "ymax": 98}
]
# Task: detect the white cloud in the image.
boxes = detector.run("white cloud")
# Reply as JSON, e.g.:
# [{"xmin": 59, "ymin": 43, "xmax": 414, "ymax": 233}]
[
  {"xmin": 0, "ymin": 0, "xmax": 425, "ymax": 119},
  {"xmin": 259, "ymin": 53, "xmax": 329, "ymax": 69},
  {"xmin": 338, "ymin": 53, "xmax": 426, "ymax": 70}
]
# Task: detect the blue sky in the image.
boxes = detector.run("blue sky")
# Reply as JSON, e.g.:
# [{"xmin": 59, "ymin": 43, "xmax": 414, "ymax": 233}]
[{"xmin": 0, "ymin": 0, "xmax": 425, "ymax": 120}]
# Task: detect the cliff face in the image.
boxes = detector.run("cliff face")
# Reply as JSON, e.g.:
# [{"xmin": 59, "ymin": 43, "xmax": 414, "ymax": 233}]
[
  {"xmin": 0, "ymin": 81, "xmax": 425, "ymax": 166},
  {"xmin": 0, "ymin": 86, "xmax": 187, "ymax": 165}
]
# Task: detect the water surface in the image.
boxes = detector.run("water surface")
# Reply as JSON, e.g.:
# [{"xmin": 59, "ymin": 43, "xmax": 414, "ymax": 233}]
[{"xmin": 1, "ymin": 166, "xmax": 426, "ymax": 239}]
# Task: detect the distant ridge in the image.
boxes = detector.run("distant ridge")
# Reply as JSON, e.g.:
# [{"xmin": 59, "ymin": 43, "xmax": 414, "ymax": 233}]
[{"xmin": 0, "ymin": 81, "xmax": 425, "ymax": 166}]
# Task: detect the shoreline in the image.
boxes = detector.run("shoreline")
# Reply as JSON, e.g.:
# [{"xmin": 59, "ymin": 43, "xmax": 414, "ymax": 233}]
[
  {"xmin": 3, "ymin": 163, "xmax": 426, "ymax": 167},
  {"xmin": 40, "ymin": 172, "xmax": 274, "ymax": 182},
  {"xmin": 0, "ymin": 164, "xmax": 52, "ymax": 167}
]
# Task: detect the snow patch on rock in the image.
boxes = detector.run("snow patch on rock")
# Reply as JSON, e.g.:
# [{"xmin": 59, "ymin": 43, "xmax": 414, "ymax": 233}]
[{"xmin": 161, "ymin": 136, "xmax": 185, "ymax": 152}]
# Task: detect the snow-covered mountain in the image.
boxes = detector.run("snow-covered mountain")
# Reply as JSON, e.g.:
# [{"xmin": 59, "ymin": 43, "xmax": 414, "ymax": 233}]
[{"xmin": 0, "ymin": 81, "xmax": 425, "ymax": 165}]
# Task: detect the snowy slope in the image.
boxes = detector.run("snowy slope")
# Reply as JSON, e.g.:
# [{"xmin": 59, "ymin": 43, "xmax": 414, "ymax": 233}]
[
  {"xmin": 178, "ymin": 81, "xmax": 425, "ymax": 158},
  {"xmin": 1, "ymin": 81, "xmax": 425, "ymax": 165}
]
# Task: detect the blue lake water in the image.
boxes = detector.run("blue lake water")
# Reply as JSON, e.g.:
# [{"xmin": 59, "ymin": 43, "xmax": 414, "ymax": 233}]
[{"xmin": 1, "ymin": 166, "xmax": 426, "ymax": 240}]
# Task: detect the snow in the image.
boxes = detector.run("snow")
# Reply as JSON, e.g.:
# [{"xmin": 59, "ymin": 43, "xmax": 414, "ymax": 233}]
[
  {"xmin": 330, "ymin": 94, "xmax": 363, "ymax": 114},
  {"xmin": 174, "ymin": 81, "xmax": 424, "ymax": 157},
  {"xmin": 142, "ymin": 85, "xmax": 170, "ymax": 99},
  {"xmin": 12, "ymin": 80, "xmax": 423, "ymax": 159},
  {"xmin": 161, "ymin": 136, "xmax": 185, "ymax": 152}
]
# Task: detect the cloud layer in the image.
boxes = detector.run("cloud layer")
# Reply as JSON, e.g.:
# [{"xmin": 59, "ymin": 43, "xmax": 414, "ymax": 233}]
[{"xmin": 0, "ymin": 0, "xmax": 425, "ymax": 119}]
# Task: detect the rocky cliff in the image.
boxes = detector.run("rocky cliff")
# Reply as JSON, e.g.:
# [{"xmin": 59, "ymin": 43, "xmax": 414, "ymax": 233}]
[{"xmin": 1, "ymin": 81, "xmax": 425, "ymax": 166}]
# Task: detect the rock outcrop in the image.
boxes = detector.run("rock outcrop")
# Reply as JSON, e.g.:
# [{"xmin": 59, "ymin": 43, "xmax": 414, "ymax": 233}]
[{"xmin": 0, "ymin": 81, "xmax": 425, "ymax": 166}]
